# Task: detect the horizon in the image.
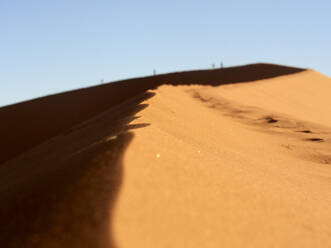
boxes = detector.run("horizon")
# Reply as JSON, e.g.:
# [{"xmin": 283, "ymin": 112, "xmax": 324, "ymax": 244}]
[
  {"xmin": 1, "ymin": 0, "xmax": 330, "ymax": 107},
  {"xmin": 0, "ymin": 62, "xmax": 309, "ymax": 108}
]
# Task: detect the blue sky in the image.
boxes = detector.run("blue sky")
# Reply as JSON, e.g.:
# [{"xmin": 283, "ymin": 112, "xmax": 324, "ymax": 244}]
[{"xmin": 1, "ymin": 0, "xmax": 330, "ymax": 107}]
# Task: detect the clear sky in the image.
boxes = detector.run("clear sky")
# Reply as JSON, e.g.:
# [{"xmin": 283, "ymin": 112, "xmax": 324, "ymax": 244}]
[{"xmin": 1, "ymin": 0, "xmax": 330, "ymax": 107}]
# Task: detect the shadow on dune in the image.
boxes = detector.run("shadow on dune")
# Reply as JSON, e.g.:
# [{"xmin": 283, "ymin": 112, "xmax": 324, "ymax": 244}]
[
  {"xmin": 0, "ymin": 63, "xmax": 306, "ymax": 247},
  {"xmin": 0, "ymin": 92, "xmax": 154, "ymax": 247}
]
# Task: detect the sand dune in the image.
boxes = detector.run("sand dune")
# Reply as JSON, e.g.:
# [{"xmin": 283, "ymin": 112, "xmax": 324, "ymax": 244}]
[
  {"xmin": 1, "ymin": 64, "xmax": 331, "ymax": 247},
  {"xmin": 0, "ymin": 63, "xmax": 304, "ymax": 164}
]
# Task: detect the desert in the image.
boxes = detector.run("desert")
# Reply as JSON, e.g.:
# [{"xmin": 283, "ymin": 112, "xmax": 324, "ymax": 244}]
[{"xmin": 1, "ymin": 63, "xmax": 331, "ymax": 247}]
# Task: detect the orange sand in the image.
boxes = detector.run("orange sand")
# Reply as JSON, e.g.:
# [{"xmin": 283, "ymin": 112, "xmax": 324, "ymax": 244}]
[{"xmin": 1, "ymin": 64, "xmax": 331, "ymax": 247}]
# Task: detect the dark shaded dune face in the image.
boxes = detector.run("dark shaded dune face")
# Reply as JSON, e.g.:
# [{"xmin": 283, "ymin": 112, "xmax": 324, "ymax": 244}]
[
  {"xmin": 0, "ymin": 63, "xmax": 305, "ymax": 164},
  {"xmin": 0, "ymin": 91, "xmax": 153, "ymax": 247},
  {"xmin": 156, "ymin": 63, "xmax": 305, "ymax": 86}
]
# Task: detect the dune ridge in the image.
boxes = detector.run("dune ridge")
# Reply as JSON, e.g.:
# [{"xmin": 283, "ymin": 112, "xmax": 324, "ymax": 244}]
[
  {"xmin": 0, "ymin": 63, "xmax": 304, "ymax": 164},
  {"xmin": 2, "ymin": 63, "xmax": 331, "ymax": 247}
]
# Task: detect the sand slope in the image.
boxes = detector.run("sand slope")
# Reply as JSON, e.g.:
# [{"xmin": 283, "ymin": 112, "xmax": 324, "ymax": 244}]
[
  {"xmin": 1, "ymin": 64, "xmax": 331, "ymax": 247},
  {"xmin": 0, "ymin": 63, "xmax": 304, "ymax": 164}
]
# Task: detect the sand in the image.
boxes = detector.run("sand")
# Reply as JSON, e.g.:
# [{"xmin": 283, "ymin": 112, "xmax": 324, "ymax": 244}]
[{"xmin": 1, "ymin": 64, "xmax": 331, "ymax": 247}]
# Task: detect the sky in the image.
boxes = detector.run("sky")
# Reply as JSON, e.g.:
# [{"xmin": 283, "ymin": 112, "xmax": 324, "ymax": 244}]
[{"xmin": 1, "ymin": 0, "xmax": 330, "ymax": 107}]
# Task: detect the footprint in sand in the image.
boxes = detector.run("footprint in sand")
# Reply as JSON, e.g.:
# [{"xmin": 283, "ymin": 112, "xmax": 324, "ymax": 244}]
[
  {"xmin": 306, "ymin": 138, "xmax": 324, "ymax": 142},
  {"xmin": 265, "ymin": 116, "xmax": 278, "ymax": 123},
  {"xmin": 298, "ymin": 130, "xmax": 312, "ymax": 133}
]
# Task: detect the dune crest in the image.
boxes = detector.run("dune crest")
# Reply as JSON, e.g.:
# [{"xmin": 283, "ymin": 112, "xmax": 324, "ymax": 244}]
[
  {"xmin": 0, "ymin": 63, "xmax": 304, "ymax": 164},
  {"xmin": 1, "ymin": 64, "xmax": 331, "ymax": 247}
]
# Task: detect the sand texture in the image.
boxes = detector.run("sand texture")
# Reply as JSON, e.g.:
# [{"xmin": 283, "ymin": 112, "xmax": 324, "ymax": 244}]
[{"xmin": 1, "ymin": 64, "xmax": 331, "ymax": 247}]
